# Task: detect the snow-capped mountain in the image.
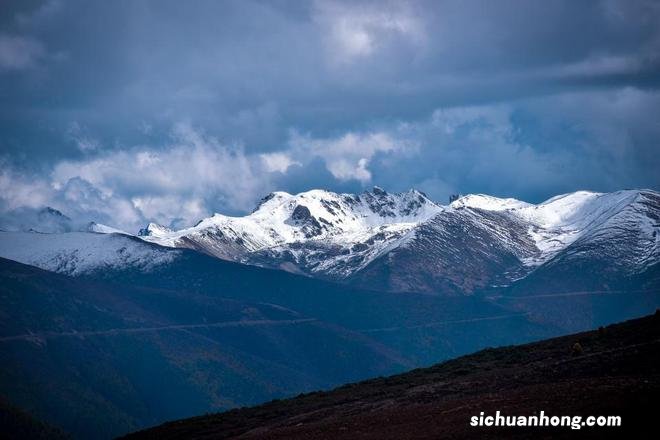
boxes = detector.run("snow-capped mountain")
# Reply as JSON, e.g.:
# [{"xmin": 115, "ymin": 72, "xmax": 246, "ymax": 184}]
[
  {"xmin": 0, "ymin": 231, "xmax": 180, "ymax": 276},
  {"xmin": 452, "ymin": 189, "xmax": 659, "ymax": 268},
  {"xmin": 139, "ymin": 187, "xmax": 442, "ymax": 277},
  {"xmin": 0, "ymin": 187, "xmax": 657, "ymax": 295},
  {"xmin": 462, "ymin": 190, "xmax": 658, "ymax": 265},
  {"xmin": 350, "ymin": 189, "xmax": 659, "ymax": 293},
  {"xmin": 136, "ymin": 187, "xmax": 660, "ymax": 294}
]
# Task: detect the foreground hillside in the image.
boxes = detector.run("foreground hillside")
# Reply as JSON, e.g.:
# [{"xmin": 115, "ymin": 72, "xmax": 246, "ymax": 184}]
[
  {"xmin": 125, "ymin": 313, "xmax": 660, "ymax": 439},
  {"xmin": 0, "ymin": 256, "xmax": 553, "ymax": 439}
]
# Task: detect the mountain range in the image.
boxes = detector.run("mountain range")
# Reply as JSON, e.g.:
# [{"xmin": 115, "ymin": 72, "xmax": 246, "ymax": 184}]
[
  {"xmin": 0, "ymin": 187, "xmax": 659, "ymax": 438},
  {"xmin": 3, "ymin": 188, "xmax": 659, "ymax": 296},
  {"xmin": 127, "ymin": 188, "xmax": 660, "ymax": 295}
]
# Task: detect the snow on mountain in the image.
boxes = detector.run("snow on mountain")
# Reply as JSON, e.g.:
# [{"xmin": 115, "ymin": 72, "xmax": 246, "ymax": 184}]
[
  {"xmin": 138, "ymin": 223, "xmax": 173, "ymax": 238},
  {"xmin": 0, "ymin": 206, "xmax": 133, "ymax": 236},
  {"xmin": 346, "ymin": 204, "xmax": 540, "ymax": 294},
  {"xmin": 131, "ymin": 188, "xmax": 659, "ymax": 288},
  {"xmin": 326, "ymin": 188, "xmax": 658, "ymax": 291},
  {"xmin": 0, "ymin": 231, "xmax": 180, "ymax": 276},
  {"xmin": 453, "ymin": 190, "xmax": 659, "ymax": 268},
  {"xmin": 450, "ymin": 194, "xmax": 531, "ymax": 211},
  {"xmin": 0, "ymin": 188, "xmax": 656, "ymax": 294},
  {"xmin": 139, "ymin": 187, "xmax": 443, "ymax": 275},
  {"xmin": 537, "ymin": 190, "xmax": 660, "ymax": 271},
  {"xmin": 149, "ymin": 187, "xmax": 440, "ymax": 245},
  {"xmin": 88, "ymin": 222, "xmax": 130, "ymax": 235}
]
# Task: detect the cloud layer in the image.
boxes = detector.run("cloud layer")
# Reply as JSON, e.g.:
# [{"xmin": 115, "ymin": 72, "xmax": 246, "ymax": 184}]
[{"xmin": 0, "ymin": 0, "xmax": 659, "ymax": 231}]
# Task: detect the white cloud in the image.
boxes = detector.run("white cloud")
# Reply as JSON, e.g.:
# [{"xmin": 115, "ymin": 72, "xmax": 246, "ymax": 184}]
[
  {"xmin": 3, "ymin": 118, "xmax": 425, "ymax": 231},
  {"xmin": 0, "ymin": 124, "xmax": 285, "ymax": 232},
  {"xmin": 260, "ymin": 152, "xmax": 300, "ymax": 173},
  {"xmin": 289, "ymin": 130, "xmax": 412, "ymax": 183},
  {"xmin": 0, "ymin": 162, "xmax": 53, "ymax": 210},
  {"xmin": 67, "ymin": 122, "xmax": 101, "ymax": 152},
  {"xmin": 131, "ymin": 195, "xmax": 206, "ymax": 227},
  {"xmin": 0, "ymin": 120, "xmax": 423, "ymax": 232},
  {"xmin": 48, "ymin": 123, "xmax": 275, "ymax": 228},
  {"xmin": 3, "ymin": 88, "xmax": 658, "ymax": 233},
  {"xmin": 314, "ymin": 0, "xmax": 425, "ymax": 64},
  {"xmin": 0, "ymin": 34, "xmax": 45, "ymax": 71}
]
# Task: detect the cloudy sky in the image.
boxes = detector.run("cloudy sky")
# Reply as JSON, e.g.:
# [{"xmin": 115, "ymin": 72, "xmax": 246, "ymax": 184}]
[{"xmin": 1, "ymin": 0, "xmax": 659, "ymax": 231}]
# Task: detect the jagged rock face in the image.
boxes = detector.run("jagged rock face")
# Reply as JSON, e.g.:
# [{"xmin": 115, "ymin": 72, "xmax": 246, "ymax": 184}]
[
  {"xmin": 131, "ymin": 188, "xmax": 660, "ymax": 295},
  {"xmin": 288, "ymin": 205, "xmax": 324, "ymax": 238}
]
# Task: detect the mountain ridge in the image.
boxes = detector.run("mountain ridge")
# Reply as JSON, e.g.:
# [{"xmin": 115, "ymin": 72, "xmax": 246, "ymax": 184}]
[
  {"xmin": 0, "ymin": 188, "xmax": 658, "ymax": 296},
  {"xmin": 138, "ymin": 188, "xmax": 659, "ymax": 278}
]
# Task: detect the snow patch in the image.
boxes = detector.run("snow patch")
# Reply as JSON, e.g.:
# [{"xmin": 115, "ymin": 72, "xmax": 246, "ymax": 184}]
[{"xmin": 0, "ymin": 231, "xmax": 180, "ymax": 275}]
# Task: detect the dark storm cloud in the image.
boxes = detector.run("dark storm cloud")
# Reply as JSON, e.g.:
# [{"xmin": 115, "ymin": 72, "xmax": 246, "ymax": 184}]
[{"xmin": 0, "ymin": 0, "xmax": 659, "ymax": 231}]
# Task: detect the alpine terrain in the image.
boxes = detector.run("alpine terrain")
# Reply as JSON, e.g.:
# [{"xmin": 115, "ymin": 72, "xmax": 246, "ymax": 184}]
[
  {"xmin": 136, "ymin": 188, "xmax": 660, "ymax": 296},
  {"xmin": 0, "ymin": 187, "xmax": 658, "ymax": 438}
]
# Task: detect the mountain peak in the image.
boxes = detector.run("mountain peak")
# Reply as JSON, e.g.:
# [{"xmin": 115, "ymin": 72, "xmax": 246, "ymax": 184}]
[
  {"xmin": 138, "ymin": 187, "xmax": 444, "ymax": 266},
  {"xmin": 252, "ymin": 191, "xmax": 292, "ymax": 213},
  {"xmin": 39, "ymin": 206, "xmax": 70, "ymax": 220},
  {"xmin": 250, "ymin": 188, "xmax": 439, "ymax": 221},
  {"xmin": 138, "ymin": 222, "xmax": 172, "ymax": 237}
]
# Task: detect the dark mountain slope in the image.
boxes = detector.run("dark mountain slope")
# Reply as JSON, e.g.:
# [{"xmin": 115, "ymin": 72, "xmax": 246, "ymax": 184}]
[
  {"xmin": 124, "ymin": 312, "xmax": 660, "ymax": 440},
  {"xmin": 347, "ymin": 208, "xmax": 537, "ymax": 294},
  {"xmin": 84, "ymin": 248, "xmax": 555, "ymax": 366},
  {"xmin": 492, "ymin": 262, "xmax": 660, "ymax": 332},
  {"xmin": 0, "ymin": 258, "xmax": 407, "ymax": 439}
]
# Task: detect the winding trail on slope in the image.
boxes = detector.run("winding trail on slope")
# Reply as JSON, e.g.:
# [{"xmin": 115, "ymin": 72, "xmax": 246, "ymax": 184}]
[
  {"xmin": 0, "ymin": 318, "xmax": 318, "ymax": 343},
  {"xmin": 490, "ymin": 288, "xmax": 660, "ymax": 300},
  {"xmin": 357, "ymin": 312, "xmax": 531, "ymax": 333}
]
